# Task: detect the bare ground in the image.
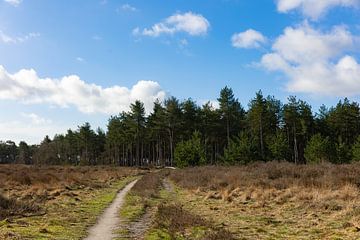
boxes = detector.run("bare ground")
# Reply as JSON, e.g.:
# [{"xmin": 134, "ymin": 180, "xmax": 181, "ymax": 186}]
[{"xmin": 84, "ymin": 180, "xmax": 138, "ymax": 240}]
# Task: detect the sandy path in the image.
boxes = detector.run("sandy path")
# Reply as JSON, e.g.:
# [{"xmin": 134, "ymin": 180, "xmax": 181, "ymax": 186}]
[{"xmin": 84, "ymin": 179, "xmax": 138, "ymax": 240}]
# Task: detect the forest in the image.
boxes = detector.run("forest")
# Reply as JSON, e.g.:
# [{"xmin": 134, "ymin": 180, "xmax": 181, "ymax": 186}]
[{"xmin": 1, "ymin": 86, "xmax": 360, "ymax": 167}]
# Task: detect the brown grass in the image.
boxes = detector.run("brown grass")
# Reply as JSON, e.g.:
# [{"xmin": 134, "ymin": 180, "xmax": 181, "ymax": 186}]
[
  {"xmin": 169, "ymin": 162, "xmax": 360, "ymax": 206},
  {"xmin": 0, "ymin": 164, "xmax": 142, "ymax": 220},
  {"xmin": 130, "ymin": 170, "xmax": 165, "ymax": 199},
  {"xmin": 169, "ymin": 162, "xmax": 360, "ymax": 239},
  {"xmin": 154, "ymin": 203, "xmax": 234, "ymax": 240},
  {"xmin": 169, "ymin": 162, "xmax": 360, "ymax": 191},
  {"xmin": 0, "ymin": 195, "xmax": 41, "ymax": 220}
]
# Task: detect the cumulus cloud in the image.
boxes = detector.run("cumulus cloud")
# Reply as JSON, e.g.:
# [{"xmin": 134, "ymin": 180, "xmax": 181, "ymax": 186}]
[
  {"xmin": 0, "ymin": 66, "xmax": 167, "ymax": 114},
  {"xmin": 231, "ymin": 29, "xmax": 267, "ymax": 49},
  {"xmin": 0, "ymin": 118, "xmax": 67, "ymax": 144},
  {"xmin": 20, "ymin": 112, "xmax": 52, "ymax": 125},
  {"xmin": 3, "ymin": 0, "xmax": 21, "ymax": 7},
  {"xmin": 260, "ymin": 22, "xmax": 360, "ymax": 96},
  {"xmin": 276, "ymin": 0, "xmax": 360, "ymax": 19},
  {"xmin": 0, "ymin": 31, "xmax": 39, "ymax": 44},
  {"xmin": 120, "ymin": 4, "xmax": 137, "ymax": 12},
  {"xmin": 134, "ymin": 12, "xmax": 210, "ymax": 37}
]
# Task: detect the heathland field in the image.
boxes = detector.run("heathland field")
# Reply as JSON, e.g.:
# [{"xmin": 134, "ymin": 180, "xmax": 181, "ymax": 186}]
[{"xmin": 1, "ymin": 162, "xmax": 360, "ymax": 240}]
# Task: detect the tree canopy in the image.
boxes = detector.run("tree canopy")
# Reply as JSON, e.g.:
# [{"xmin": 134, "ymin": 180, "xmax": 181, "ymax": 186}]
[{"xmin": 2, "ymin": 87, "xmax": 360, "ymax": 167}]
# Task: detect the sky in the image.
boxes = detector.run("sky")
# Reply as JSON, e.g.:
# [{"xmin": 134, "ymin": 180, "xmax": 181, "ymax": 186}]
[{"xmin": 1, "ymin": 0, "xmax": 360, "ymax": 144}]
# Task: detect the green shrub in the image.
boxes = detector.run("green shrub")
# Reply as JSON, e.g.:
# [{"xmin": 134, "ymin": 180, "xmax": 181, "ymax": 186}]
[
  {"xmin": 222, "ymin": 132, "xmax": 255, "ymax": 164},
  {"xmin": 174, "ymin": 131, "xmax": 206, "ymax": 168},
  {"xmin": 351, "ymin": 136, "xmax": 360, "ymax": 162},
  {"xmin": 304, "ymin": 134, "xmax": 334, "ymax": 164}
]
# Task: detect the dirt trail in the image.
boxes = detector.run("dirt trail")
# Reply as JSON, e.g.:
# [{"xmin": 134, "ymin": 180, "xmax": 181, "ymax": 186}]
[
  {"xmin": 84, "ymin": 179, "xmax": 138, "ymax": 240},
  {"xmin": 119, "ymin": 178, "xmax": 175, "ymax": 239}
]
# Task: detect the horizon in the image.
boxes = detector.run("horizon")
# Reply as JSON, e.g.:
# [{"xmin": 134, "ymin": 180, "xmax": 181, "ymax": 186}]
[{"xmin": 1, "ymin": 0, "xmax": 360, "ymax": 144}]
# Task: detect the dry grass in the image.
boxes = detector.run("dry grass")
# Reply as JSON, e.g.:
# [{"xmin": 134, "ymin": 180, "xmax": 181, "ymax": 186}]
[
  {"xmin": 118, "ymin": 170, "xmax": 166, "ymax": 239},
  {"xmin": 0, "ymin": 164, "xmax": 141, "ymax": 210},
  {"xmin": 131, "ymin": 171, "xmax": 165, "ymax": 199},
  {"xmin": 0, "ymin": 195, "xmax": 42, "ymax": 220},
  {"xmin": 151, "ymin": 203, "xmax": 234, "ymax": 240},
  {"xmin": 169, "ymin": 162, "xmax": 360, "ymax": 191},
  {"xmin": 0, "ymin": 164, "xmax": 142, "ymax": 239},
  {"xmin": 169, "ymin": 162, "xmax": 360, "ymax": 239}
]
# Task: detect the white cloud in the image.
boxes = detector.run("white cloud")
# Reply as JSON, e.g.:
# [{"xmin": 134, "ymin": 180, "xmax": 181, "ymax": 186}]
[
  {"xmin": 276, "ymin": 0, "xmax": 360, "ymax": 19},
  {"xmin": 260, "ymin": 22, "xmax": 360, "ymax": 96},
  {"xmin": 0, "ymin": 66, "xmax": 167, "ymax": 114},
  {"xmin": 0, "ymin": 31, "xmax": 39, "ymax": 44},
  {"xmin": 135, "ymin": 12, "xmax": 210, "ymax": 37},
  {"xmin": 20, "ymin": 113, "xmax": 52, "ymax": 125},
  {"xmin": 231, "ymin": 29, "xmax": 267, "ymax": 49},
  {"xmin": 200, "ymin": 100, "xmax": 220, "ymax": 110},
  {"xmin": 76, "ymin": 57, "xmax": 85, "ymax": 62},
  {"xmin": 120, "ymin": 3, "xmax": 137, "ymax": 12},
  {"xmin": 0, "ymin": 117, "xmax": 66, "ymax": 144},
  {"xmin": 3, "ymin": 0, "xmax": 21, "ymax": 7}
]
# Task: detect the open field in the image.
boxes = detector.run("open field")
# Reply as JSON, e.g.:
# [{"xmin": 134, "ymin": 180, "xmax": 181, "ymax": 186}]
[
  {"xmin": 0, "ymin": 165, "xmax": 143, "ymax": 239},
  {"xmin": 1, "ymin": 163, "xmax": 360, "ymax": 239},
  {"xmin": 168, "ymin": 162, "xmax": 360, "ymax": 239}
]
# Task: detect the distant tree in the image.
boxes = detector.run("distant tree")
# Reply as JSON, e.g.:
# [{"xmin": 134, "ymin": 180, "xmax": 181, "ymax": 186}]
[
  {"xmin": 130, "ymin": 100, "xmax": 146, "ymax": 166},
  {"xmin": 181, "ymin": 98, "xmax": 200, "ymax": 140},
  {"xmin": 304, "ymin": 134, "xmax": 334, "ymax": 164},
  {"xmin": 222, "ymin": 132, "xmax": 254, "ymax": 164},
  {"xmin": 327, "ymin": 98, "xmax": 360, "ymax": 146},
  {"xmin": 164, "ymin": 97, "xmax": 183, "ymax": 166},
  {"xmin": 283, "ymin": 96, "xmax": 314, "ymax": 164},
  {"xmin": 17, "ymin": 141, "xmax": 32, "ymax": 164},
  {"xmin": 174, "ymin": 131, "xmax": 206, "ymax": 168},
  {"xmin": 0, "ymin": 141, "xmax": 17, "ymax": 164},
  {"xmin": 335, "ymin": 142, "xmax": 352, "ymax": 164},
  {"xmin": 247, "ymin": 91, "xmax": 282, "ymax": 160},
  {"xmin": 199, "ymin": 102, "xmax": 221, "ymax": 164},
  {"xmin": 218, "ymin": 86, "xmax": 245, "ymax": 147},
  {"xmin": 147, "ymin": 100, "xmax": 167, "ymax": 166},
  {"xmin": 78, "ymin": 122, "xmax": 96, "ymax": 165},
  {"xmin": 352, "ymin": 136, "xmax": 360, "ymax": 162},
  {"xmin": 64, "ymin": 129, "xmax": 80, "ymax": 165},
  {"xmin": 33, "ymin": 136, "xmax": 58, "ymax": 164},
  {"xmin": 267, "ymin": 131, "xmax": 289, "ymax": 161}
]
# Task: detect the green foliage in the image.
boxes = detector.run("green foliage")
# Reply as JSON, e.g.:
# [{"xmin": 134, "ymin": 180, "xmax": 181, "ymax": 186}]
[
  {"xmin": 174, "ymin": 131, "xmax": 206, "ymax": 168},
  {"xmin": 352, "ymin": 136, "xmax": 360, "ymax": 162},
  {"xmin": 327, "ymin": 98, "xmax": 360, "ymax": 145},
  {"xmin": 218, "ymin": 86, "xmax": 245, "ymax": 146},
  {"xmin": 335, "ymin": 142, "xmax": 352, "ymax": 164},
  {"xmin": 283, "ymin": 96, "xmax": 314, "ymax": 164},
  {"xmin": 4, "ymin": 88, "xmax": 360, "ymax": 167},
  {"xmin": 222, "ymin": 132, "xmax": 254, "ymax": 164},
  {"xmin": 247, "ymin": 91, "xmax": 282, "ymax": 160},
  {"xmin": 267, "ymin": 131, "xmax": 289, "ymax": 161},
  {"xmin": 304, "ymin": 134, "xmax": 334, "ymax": 164}
]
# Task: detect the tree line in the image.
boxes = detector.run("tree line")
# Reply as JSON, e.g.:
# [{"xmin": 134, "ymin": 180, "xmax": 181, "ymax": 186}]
[{"xmin": 2, "ymin": 87, "xmax": 360, "ymax": 167}]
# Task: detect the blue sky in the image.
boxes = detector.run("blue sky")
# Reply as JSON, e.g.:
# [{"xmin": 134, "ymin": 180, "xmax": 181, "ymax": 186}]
[{"xmin": 1, "ymin": 0, "xmax": 360, "ymax": 143}]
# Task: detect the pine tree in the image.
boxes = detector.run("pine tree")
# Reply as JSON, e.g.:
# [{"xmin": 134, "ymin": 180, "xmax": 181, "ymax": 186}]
[
  {"xmin": 174, "ymin": 131, "xmax": 206, "ymax": 168},
  {"xmin": 218, "ymin": 86, "xmax": 245, "ymax": 147}
]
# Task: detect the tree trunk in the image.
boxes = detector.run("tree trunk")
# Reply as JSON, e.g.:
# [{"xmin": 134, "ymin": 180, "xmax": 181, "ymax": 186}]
[
  {"xmin": 226, "ymin": 116, "xmax": 230, "ymax": 147},
  {"xmin": 293, "ymin": 125, "xmax": 298, "ymax": 164},
  {"xmin": 260, "ymin": 116, "xmax": 265, "ymax": 160}
]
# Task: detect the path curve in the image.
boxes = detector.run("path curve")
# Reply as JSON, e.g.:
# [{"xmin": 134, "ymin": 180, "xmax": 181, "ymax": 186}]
[{"xmin": 84, "ymin": 179, "xmax": 138, "ymax": 240}]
